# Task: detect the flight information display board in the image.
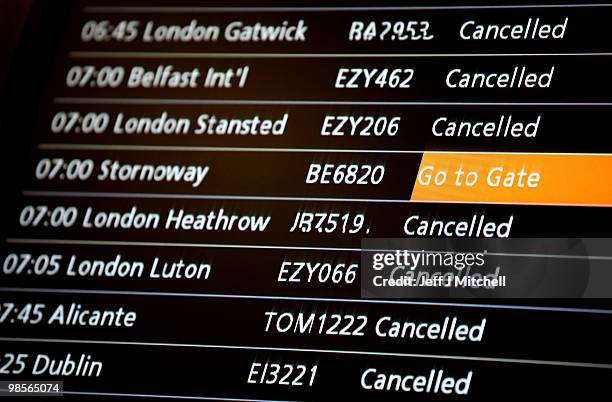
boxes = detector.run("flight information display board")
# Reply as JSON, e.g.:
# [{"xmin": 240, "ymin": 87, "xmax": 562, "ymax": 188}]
[{"xmin": 0, "ymin": 1, "xmax": 611, "ymax": 400}]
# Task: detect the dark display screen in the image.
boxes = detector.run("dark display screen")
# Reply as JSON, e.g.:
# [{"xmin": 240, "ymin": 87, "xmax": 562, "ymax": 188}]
[{"xmin": 1, "ymin": 1, "xmax": 611, "ymax": 400}]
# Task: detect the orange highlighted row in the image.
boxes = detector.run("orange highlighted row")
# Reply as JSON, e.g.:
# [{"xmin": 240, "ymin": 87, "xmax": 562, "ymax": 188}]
[{"xmin": 410, "ymin": 152, "xmax": 612, "ymax": 206}]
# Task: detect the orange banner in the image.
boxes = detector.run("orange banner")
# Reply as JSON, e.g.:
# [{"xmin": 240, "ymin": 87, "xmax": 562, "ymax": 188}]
[{"xmin": 411, "ymin": 152, "xmax": 612, "ymax": 206}]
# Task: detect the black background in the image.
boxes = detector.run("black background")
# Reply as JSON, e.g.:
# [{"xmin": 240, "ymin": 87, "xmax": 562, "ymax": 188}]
[{"xmin": 1, "ymin": 1, "xmax": 612, "ymax": 400}]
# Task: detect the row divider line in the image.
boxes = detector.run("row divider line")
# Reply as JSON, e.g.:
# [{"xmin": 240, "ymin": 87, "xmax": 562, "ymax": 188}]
[
  {"xmin": 52, "ymin": 98, "xmax": 612, "ymax": 106},
  {"xmin": 83, "ymin": 4, "xmax": 612, "ymax": 12},
  {"xmin": 35, "ymin": 143, "xmax": 612, "ymax": 156},
  {"xmin": 8, "ymin": 233, "xmax": 612, "ymax": 260},
  {"xmin": 20, "ymin": 189, "xmax": 612, "ymax": 208},
  {"xmin": 1, "ymin": 286, "xmax": 611, "ymax": 315},
  {"xmin": 68, "ymin": 51, "xmax": 612, "ymax": 58},
  {"xmin": 0, "ymin": 336, "xmax": 610, "ymax": 369}
]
